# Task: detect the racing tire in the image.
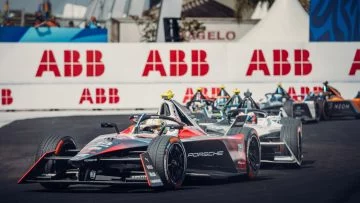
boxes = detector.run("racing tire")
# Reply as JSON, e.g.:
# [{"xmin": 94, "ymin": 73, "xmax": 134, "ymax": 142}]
[
  {"xmin": 283, "ymin": 100, "xmax": 294, "ymax": 118},
  {"xmin": 35, "ymin": 134, "xmax": 77, "ymax": 190},
  {"xmin": 320, "ymin": 101, "xmax": 331, "ymax": 121},
  {"xmin": 147, "ymin": 136, "xmax": 187, "ymax": 189},
  {"xmin": 314, "ymin": 102, "xmax": 321, "ymax": 122},
  {"xmin": 280, "ymin": 122, "xmax": 302, "ymax": 167},
  {"xmin": 239, "ymin": 127, "xmax": 261, "ymax": 179},
  {"xmin": 280, "ymin": 117, "xmax": 301, "ymax": 127}
]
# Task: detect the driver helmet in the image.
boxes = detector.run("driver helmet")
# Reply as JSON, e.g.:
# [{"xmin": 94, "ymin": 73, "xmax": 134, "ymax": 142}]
[
  {"xmin": 246, "ymin": 112, "xmax": 257, "ymax": 124},
  {"xmin": 214, "ymin": 97, "xmax": 227, "ymax": 107},
  {"xmin": 238, "ymin": 112, "xmax": 257, "ymax": 124},
  {"xmin": 142, "ymin": 119, "xmax": 165, "ymax": 133}
]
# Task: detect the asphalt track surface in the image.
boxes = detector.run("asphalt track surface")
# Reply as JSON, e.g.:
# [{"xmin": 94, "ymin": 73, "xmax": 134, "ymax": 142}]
[{"xmin": 1, "ymin": 115, "xmax": 360, "ymax": 203}]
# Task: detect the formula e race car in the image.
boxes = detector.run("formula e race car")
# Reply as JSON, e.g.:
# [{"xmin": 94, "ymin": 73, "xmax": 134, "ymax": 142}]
[
  {"xmin": 201, "ymin": 90, "xmax": 303, "ymax": 167},
  {"xmin": 320, "ymin": 81, "xmax": 360, "ymax": 120},
  {"xmin": 260, "ymin": 83, "xmax": 322, "ymax": 122},
  {"xmin": 18, "ymin": 91, "xmax": 261, "ymax": 190},
  {"xmin": 186, "ymin": 86, "xmax": 231, "ymax": 120}
]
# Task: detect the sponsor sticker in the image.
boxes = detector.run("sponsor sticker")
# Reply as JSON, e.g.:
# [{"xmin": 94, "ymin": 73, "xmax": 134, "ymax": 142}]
[{"xmin": 188, "ymin": 151, "xmax": 224, "ymax": 158}]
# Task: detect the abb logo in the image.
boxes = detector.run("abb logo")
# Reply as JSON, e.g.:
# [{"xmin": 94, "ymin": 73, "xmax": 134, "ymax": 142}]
[
  {"xmin": 182, "ymin": 87, "xmax": 220, "ymax": 103},
  {"xmin": 349, "ymin": 49, "xmax": 360, "ymax": 75},
  {"xmin": 287, "ymin": 86, "xmax": 322, "ymax": 100},
  {"xmin": 1, "ymin": 89, "xmax": 13, "ymax": 105},
  {"xmin": 36, "ymin": 50, "xmax": 105, "ymax": 77},
  {"xmin": 142, "ymin": 50, "xmax": 209, "ymax": 77},
  {"xmin": 246, "ymin": 49, "xmax": 312, "ymax": 76},
  {"xmin": 79, "ymin": 88, "xmax": 120, "ymax": 104}
]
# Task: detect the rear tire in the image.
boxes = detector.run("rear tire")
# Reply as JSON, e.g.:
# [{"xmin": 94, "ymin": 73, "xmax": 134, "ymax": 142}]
[
  {"xmin": 283, "ymin": 100, "xmax": 294, "ymax": 118},
  {"xmin": 35, "ymin": 134, "xmax": 77, "ymax": 190},
  {"xmin": 147, "ymin": 136, "xmax": 187, "ymax": 189},
  {"xmin": 280, "ymin": 120, "xmax": 302, "ymax": 167},
  {"xmin": 320, "ymin": 101, "xmax": 331, "ymax": 121},
  {"xmin": 314, "ymin": 102, "xmax": 321, "ymax": 122}
]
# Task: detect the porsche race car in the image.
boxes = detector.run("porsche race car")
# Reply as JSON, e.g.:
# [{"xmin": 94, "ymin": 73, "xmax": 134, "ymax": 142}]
[{"xmin": 18, "ymin": 91, "xmax": 261, "ymax": 190}]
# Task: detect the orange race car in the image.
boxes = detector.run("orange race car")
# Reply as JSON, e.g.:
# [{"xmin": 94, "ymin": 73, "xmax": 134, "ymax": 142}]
[{"xmin": 320, "ymin": 81, "xmax": 360, "ymax": 120}]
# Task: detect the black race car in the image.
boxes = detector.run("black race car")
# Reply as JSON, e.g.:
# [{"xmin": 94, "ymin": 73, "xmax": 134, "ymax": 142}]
[{"xmin": 18, "ymin": 91, "xmax": 261, "ymax": 190}]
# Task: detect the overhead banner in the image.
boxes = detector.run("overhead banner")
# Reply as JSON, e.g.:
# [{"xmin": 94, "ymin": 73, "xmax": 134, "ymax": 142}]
[
  {"xmin": 0, "ymin": 42, "xmax": 359, "ymax": 110},
  {"xmin": 1, "ymin": 83, "xmax": 359, "ymax": 110},
  {"xmin": 0, "ymin": 43, "xmax": 359, "ymax": 84}
]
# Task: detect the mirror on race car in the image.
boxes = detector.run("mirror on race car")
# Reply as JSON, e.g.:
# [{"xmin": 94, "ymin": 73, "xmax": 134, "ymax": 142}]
[
  {"xmin": 129, "ymin": 115, "xmax": 140, "ymax": 124},
  {"xmin": 158, "ymin": 124, "xmax": 183, "ymax": 137},
  {"xmin": 101, "ymin": 122, "xmax": 120, "ymax": 134}
]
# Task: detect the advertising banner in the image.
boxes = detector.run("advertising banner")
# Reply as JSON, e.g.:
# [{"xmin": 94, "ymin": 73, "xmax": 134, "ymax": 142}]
[{"xmin": 0, "ymin": 42, "xmax": 359, "ymax": 110}]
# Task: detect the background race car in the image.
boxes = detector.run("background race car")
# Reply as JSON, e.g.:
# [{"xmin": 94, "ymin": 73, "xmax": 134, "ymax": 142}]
[
  {"xmin": 186, "ymin": 86, "xmax": 231, "ymax": 121},
  {"xmin": 260, "ymin": 84, "xmax": 322, "ymax": 123},
  {"xmin": 200, "ymin": 90, "xmax": 303, "ymax": 167},
  {"xmin": 320, "ymin": 81, "xmax": 360, "ymax": 120}
]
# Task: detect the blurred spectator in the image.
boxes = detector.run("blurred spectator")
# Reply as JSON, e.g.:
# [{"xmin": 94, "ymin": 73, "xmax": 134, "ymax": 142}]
[
  {"xmin": 2, "ymin": 18, "xmax": 14, "ymax": 26},
  {"xmin": 35, "ymin": 15, "xmax": 59, "ymax": 27},
  {"xmin": 34, "ymin": 19, "xmax": 43, "ymax": 27},
  {"xmin": 2, "ymin": 0, "xmax": 9, "ymax": 19},
  {"xmin": 85, "ymin": 16, "xmax": 100, "ymax": 29},
  {"xmin": 42, "ymin": 0, "xmax": 52, "ymax": 20},
  {"xmin": 68, "ymin": 20, "xmax": 74, "ymax": 27},
  {"xmin": 46, "ymin": 16, "xmax": 60, "ymax": 27},
  {"xmin": 34, "ymin": 11, "xmax": 44, "ymax": 26}
]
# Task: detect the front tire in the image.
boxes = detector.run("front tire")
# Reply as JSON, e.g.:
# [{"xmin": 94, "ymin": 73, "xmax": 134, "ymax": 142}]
[
  {"xmin": 147, "ymin": 136, "xmax": 187, "ymax": 189},
  {"xmin": 35, "ymin": 134, "xmax": 77, "ymax": 190},
  {"xmin": 239, "ymin": 127, "xmax": 261, "ymax": 179},
  {"xmin": 280, "ymin": 119, "xmax": 302, "ymax": 167}
]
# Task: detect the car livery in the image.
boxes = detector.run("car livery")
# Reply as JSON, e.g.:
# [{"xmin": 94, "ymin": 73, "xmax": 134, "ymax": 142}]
[
  {"xmin": 320, "ymin": 81, "xmax": 360, "ymax": 120},
  {"xmin": 18, "ymin": 91, "xmax": 261, "ymax": 190}
]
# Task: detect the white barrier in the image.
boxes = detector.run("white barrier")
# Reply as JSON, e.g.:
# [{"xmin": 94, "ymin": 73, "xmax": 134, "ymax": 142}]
[
  {"xmin": 0, "ymin": 83, "xmax": 359, "ymax": 110},
  {"xmin": 0, "ymin": 43, "xmax": 359, "ymax": 110}
]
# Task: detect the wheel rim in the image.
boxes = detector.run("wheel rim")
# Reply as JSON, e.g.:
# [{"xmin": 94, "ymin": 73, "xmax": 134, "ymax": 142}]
[
  {"xmin": 46, "ymin": 139, "xmax": 76, "ymax": 175},
  {"xmin": 248, "ymin": 136, "xmax": 260, "ymax": 172},
  {"xmin": 167, "ymin": 143, "xmax": 185, "ymax": 184}
]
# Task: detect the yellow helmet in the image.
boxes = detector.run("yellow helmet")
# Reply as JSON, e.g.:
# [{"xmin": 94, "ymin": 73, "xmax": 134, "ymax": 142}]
[
  {"xmin": 233, "ymin": 88, "xmax": 240, "ymax": 95},
  {"xmin": 161, "ymin": 90, "xmax": 174, "ymax": 100}
]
